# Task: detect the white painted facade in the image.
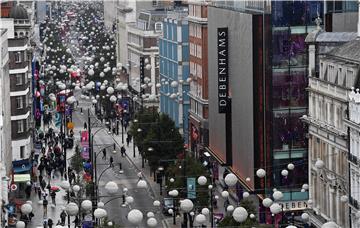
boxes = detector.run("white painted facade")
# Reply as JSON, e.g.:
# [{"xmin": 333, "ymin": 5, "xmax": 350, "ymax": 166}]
[
  {"xmin": 0, "ymin": 28, "xmax": 12, "ymax": 228},
  {"xmin": 346, "ymin": 88, "xmax": 360, "ymax": 227},
  {"xmin": 304, "ymin": 50, "xmax": 360, "ymax": 227}
]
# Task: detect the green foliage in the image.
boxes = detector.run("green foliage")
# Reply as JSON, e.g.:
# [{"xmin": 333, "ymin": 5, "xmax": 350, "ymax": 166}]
[
  {"xmin": 130, "ymin": 109, "xmax": 184, "ymax": 171},
  {"xmin": 70, "ymin": 144, "xmax": 84, "ymax": 174},
  {"xmin": 165, "ymin": 155, "xmax": 210, "ymax": 206},
  {"xmin": 218, "ymin": 199, "xmax": 262, "ymax": 227}
]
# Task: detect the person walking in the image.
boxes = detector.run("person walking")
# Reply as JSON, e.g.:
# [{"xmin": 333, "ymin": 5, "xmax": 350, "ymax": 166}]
[
  {"xmin": 50, "ymin": 190, "xmax": 56, "ymax": 205},
  {"xmin": 102, "ymin": 148, "xmax": 106, "ymax": 160},
  {"xmin": 43, "ymin": 197, "xmax": 48, "ymax": 217},
  {"xmin": 121, "ymin": 145, "xmax": 126, "ymax": 157},
  {"xmin": 109, "ymin": 156, "xmax": 114, "ymax": 167},
  {"xmin": 48, "ymin": 218, "xmax": 53, "ymax": 228},
  {"xmin": 60, "ymin": 210, "xmax": 67, "ymax": 225},
  {"xmin": 126, "ymin": 136, "xmax": 130, "ymax": 147}
]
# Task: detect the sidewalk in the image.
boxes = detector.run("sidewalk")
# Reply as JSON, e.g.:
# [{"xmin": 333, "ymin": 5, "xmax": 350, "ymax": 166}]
[
  {"xmin": 28, "ymin": 111, "xmax": 84, "ymax": 228},
  {"xmin": 103, "ymin": 117, "xmax": 236, "ymax": 227}
]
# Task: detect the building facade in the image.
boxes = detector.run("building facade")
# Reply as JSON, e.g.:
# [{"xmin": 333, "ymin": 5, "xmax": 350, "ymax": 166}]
[
  {"xmin": 1, "ymin": 3, "xmax": 34, "ymax": 160},
  {"xmin": 304, "ymin": 38, "xmax": 360, "ymax": 227},
  {"xmin": 187, "ymin": 1, "xmax": 209, "ymax": 156},
  {"xmin": 127, "ymin": 10, "xmax": 166, "ymax": 109},
  {"xmin": 206, "ymin": 1, "xmax": 328, "ymax": 224},
  {"xmin": 159, "ymin": 12, "xmax": 190, "ymax": 142},
  {"xmin": 346, "ymin": 88, "xmax": 360, "ymax": 227},
  {"xmin": 0, "ymin": 28, "xmax": 12, "ymax": 228}
]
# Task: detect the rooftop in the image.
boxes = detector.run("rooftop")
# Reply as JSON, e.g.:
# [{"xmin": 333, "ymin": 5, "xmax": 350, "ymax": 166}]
[
  {"xmin": 9, "ymin": 4, "xmax": 28, "ymax": 20},
  {"xmin": 328, "ymin": 38, "xmax": 360, "ymax": 63}
]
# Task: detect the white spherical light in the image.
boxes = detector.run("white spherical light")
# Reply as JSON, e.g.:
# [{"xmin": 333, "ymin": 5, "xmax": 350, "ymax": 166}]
[
  {"xmin": 126, "ymin": 196, "xmax": 134, "ymax": 204},
  {"xmin": 147, "ymin": 212, "xmax": 155, "ymax": 218},
  {"xmin": 81, "ymin": 200, "xmax": 92, "ymax": 211},
  {"xmin": 301, "ymin": 212, "xmax": 309, "ymax": 221},
  {"xmin": 97, "ymin": 202, "xmax": 105, "ymax": 208},
  {"xmin": 287, "ymin": 163, "xmax": 295, "ymax": 170},
  {"xmin": 127, "ymin": 209, "xmax": 143, "ymax": 225},
  {"xmin": 197, "ymin": 176, "xmax": 207, "ymax": 186},
  {"xmin": 20, "ymin": 203, "xmax": 32, "ymax": 215},
  {"xmin": 168, "ymin": 209, "xmax": 174, "ymax": 214},
  {"xmin": 224, "ymin": 173, "xmax": 237, "ymax": 187},
  {"xmin": 232, "ymin": 207, "xmax": 248, "ymax": 223},
  {"xmin": 100, "ymin": 72, "xmax": 105, "ymax": 77},
  {"xmin": 321, "ymin": 221, "xmax": 339, "ymax": 228},
  {"xmin": 315, "ymin": 159, "xmax": 325, "ymax": 169},
  {"xmin": 256, "ymin": 169, "xmax": 266, "ymax": 178},
  {"xmin": 302, "ymin": 184, "xmax": 309, "ymax": 190},
  {"xmin": 195, "ymin": 214, "xmax": 206, "ymax": 224},
  {"xmin": 273, "ymin": 191, "xmax": 284, "ymax": 201},
  {"xmin": 94, "ymin": 208, "xmax": 107, "ymax": 219},
  {"xmin": 250, "ymin": 214, "xmax": 255, "ymax": 219},
  {"xmin": 147, "ymin": 218, "xmax": 158, "ymax": 227},
  {"xmin": 270, "ymin": 203, "xmax": 282, "ymax": 215},
  {"xmin": 88, "ymin": 69, "xmax": 94, "ymax": 76},
  {"xmin": 109, "ymin": 95, "xmax": 117, "ymax": 102},
  {"xmin": 153, "ymin": 200, "xmax": 161, "ymax": 207},
  {"xmin": 137, "ymin": 180, "xmax": 147, "ymax": 189},
  {"xmin": 201, "ymin": 208, "xmax": 210, "ymax": 216},
  {"xmin": 170, "ymin": 81, "xmax": 178, "ymax": 88},
  {"xmin": 243, "ymin": 192, "xmax": 250, "ymax": 198},
  {"xmin": 340, "ymin": 195, "xmax": 348, "ymax": 203},
  {"xmin": 262, "ymin": 198, "xmax": 273, "ymax": 208},
  {"xmin": 60, "ymin": 180, "xmax": 70, "ymax": 190},
  {"xmin": 281, "ymin": 169, "xmax": 289, "ymax": 177},
  {"xmin": 16, "ymin": 221, "xmax": 25, "ymax": 228},
  {"xmin": 226, "ymin": 205, "xmax": 234, "ymax": 212},
  {"xmin": 180, "ymin": 199, "xmax": 194, "ymax": 213},
  {"xmin": 105, "ymin": 181, "xmax": 118, "ymax": 195},
  {"xmin": 170, "ymin": 178, "xmax": 175, "ymax": 183},
  {"xmin": 72, "ymin": 185, "xmax": 81, "ymax": 193},
  {"xmin": 286, "ymin": 226, "xmax": 297, "ymax": 228},
  {"xmin": 107, "ymin": 87, "xmax": 114, "ymax": 94},
  {"xmin": 65, "ymin": 202, "xmax": 79, "ymax": 216},
  {"xmin": 221, "ymin": 191, "xmax": 229, "ymax": 198}
]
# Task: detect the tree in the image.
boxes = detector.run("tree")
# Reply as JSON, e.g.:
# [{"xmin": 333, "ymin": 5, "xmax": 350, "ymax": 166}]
[
  {"xmin": 165, "ymin": 155, "xmax": 210, "ymax": 207},
  {"xmin": 70, "ymin": 144, "xmax": 84, "ymax": 174},
  {"xmin": 142, "ymin": 113, "xmax": 184, "ymax": 171},
  {"xmin": 218, "ymin": 199, "xmax": 272, "ymax": 227}
]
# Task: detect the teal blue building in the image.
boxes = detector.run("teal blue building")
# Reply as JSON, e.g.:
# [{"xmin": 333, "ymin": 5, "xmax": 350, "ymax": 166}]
[{"xmin": 159, "ymin": 15, "xmax": 190, "ymax": 143}]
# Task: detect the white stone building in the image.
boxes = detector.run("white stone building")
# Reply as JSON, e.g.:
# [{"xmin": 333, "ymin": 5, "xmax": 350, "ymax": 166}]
[
  {"xmin": 304, "ymin": 35, "xmax": 360, "ymax": 227},
  {"xmin": 346, "ymin": 88, "xmax": 360, "ymax": 227},
  {"xmin": 0, "ymin": 28, "xmax": 12, "ymax": 228}
]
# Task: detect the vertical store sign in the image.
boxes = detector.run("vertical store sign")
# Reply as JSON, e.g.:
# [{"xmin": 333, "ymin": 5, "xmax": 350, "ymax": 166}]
[
  {"xmin": 139, "ymin": 56, "xmax": 145, "ymax": 94},
  {"xmin": 217, "ymin": 27, "xmax": 228, "ymax": 114}
]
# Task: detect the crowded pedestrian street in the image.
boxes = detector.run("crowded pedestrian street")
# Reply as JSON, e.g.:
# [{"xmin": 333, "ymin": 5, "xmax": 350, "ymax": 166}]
[{"xmin": 2, "ymin": 0, "xmax": 360, "ymax": 228}]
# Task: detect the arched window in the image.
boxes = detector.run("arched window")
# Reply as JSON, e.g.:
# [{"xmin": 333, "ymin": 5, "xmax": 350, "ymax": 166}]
[
  {"xmin": 14, "ymin": 32, "xmax": 18, "ymax": 38},
  {"xmin": 19, "ymin": 32, "xmax": 24, "ymax": 37}
]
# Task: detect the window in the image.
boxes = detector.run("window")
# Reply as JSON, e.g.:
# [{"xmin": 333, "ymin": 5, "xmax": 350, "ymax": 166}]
[
  {"xmin": 197, "ymin": 25, "xmax": 202, "ymax": 38},
  {"xmin": 195, "ymin": 5, "xmax": 201, "ymax": 17},
  {"xmin": 197, "ymin": 64, "xmax": 202, "ymax": 78},
  {"xmin": 196, "ymin": 45, "xmax": 202, "ymax": 58},
  {"xmin": 17, "ymin": 120, "xmax": 24, "ymax": 133},
  {"xmin": 20, "ymin": 146, "xmax": 25, "ymax": 159},
  {"xmin": 152, "ymin": 0, "xmax": 158, "ymax": 6},
  {"xmin": 189, "ymin": 24, "xmax": 194, "ymax": 37},
  {"xmin": 190, "ymin": 43, "xmax": 195, "ymax": 56},
  {"xmin": 189, "ymin": 5, "xmax": 194, "ymax": 16},
  {"xmin": 16, "ymin": 96, "xmax": 23, "ymax": 109},
  {"xmin": 16, "ymin": 74, "xmax": 23, "ymax": 85},
  {"xmin": 15, "ymin": 52, "xmax": 21, "ymax": 63}
]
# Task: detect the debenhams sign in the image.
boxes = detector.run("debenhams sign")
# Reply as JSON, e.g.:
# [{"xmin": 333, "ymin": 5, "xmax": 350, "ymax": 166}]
[{"xmin": 217, "ymin": 27, "xmax": 228, "ymax": 113}]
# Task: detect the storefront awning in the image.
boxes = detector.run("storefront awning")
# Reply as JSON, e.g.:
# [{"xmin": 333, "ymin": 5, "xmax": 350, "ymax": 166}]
[
  {"xmin": 13, "ymin": 174, "xmax": 31, "ymax": 182},
  {"xmin": 12, "ymin": 159, "xmax": 32, "ymax": 174}
]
